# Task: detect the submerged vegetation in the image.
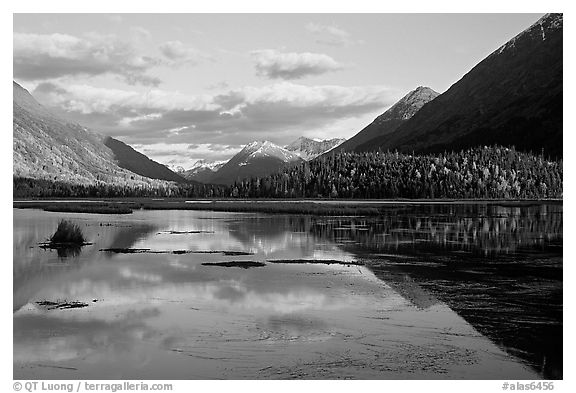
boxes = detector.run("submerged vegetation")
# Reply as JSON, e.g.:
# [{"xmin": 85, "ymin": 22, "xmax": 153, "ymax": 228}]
[
  {"xmin": 36, "ymin": 300, "xmax": 89, "ymax": 310},
  {"xmin": 99, "ymin": 248, "xmax": 254, "ymax": 255},
  {"xmin": 267, "ymin": 259, "xmax": 364, "ymax": 266},
  {"xmin": 201, "ymin": 261, "xmax": 267, "ymax": 268}
]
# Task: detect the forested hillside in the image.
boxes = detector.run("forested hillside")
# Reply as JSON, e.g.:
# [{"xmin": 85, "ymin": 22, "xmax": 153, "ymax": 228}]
[
  {"xmin": 229, "ymin": 146, "xmax": 562, "ymax": 199},
  {"xmin": 15, "ymin": 146, "xmax": 562, "ymax": 200}
]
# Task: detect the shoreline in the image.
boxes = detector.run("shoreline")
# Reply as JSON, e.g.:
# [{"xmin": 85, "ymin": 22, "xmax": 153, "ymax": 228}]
[{"xmin": 12, "ymin": 198, "xmax": 563, "ymax": 215}]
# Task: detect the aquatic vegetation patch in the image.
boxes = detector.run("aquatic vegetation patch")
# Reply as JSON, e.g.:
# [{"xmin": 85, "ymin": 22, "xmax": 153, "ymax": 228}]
[
  {"xmin": 14, "ymin": 201, "xmax": 134, "ymax": 214},
  {"xmin": 201, "ymin": 261, "xmax": 266, "ymax": 268},
  {"xmin": 44, "ymin": 204, "xmax": 133, "ymax": 214},
  {"xmin": 100, "ymin": 248, "xmax": 152, "ymax": 253},
  {"xmin": 158, "ymin": 230, "xmax": 215, "ymax": 234},
  {"xmin": 50, "ymin": 220, "xmax": 86, "ymax": 244},
  {"xmin": 36, "ymin": 300, "xmax": 89, "ymax": 310},
  {"xmin": 39, "ymin": 220, "xmax": 91, "ymax": 257},
  {"xmin": 146, "ymin": 201, "xmax": 382, "ymax": 216},
  {"xmin": 267, "ymin": 259, "xmax": 364, "ymax": 266},
  {"xmin": 100, "ymin": 248, "xmax": 253, "ymax": 256},
  {"xmin": 221, "ymin": 251, "xmax": 255, "ymax": 256}
]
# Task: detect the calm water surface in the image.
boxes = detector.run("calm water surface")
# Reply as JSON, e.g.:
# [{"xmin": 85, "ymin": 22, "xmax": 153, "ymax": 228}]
[{"xmin": 13, "ymin": 203, "xmax": 562, "ymax": 379}]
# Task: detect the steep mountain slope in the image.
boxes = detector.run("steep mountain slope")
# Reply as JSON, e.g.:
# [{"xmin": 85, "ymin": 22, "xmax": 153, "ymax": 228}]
[
  {"xmin": 13, "ymin": 81, "xmax": 186, "ymax": 185},
  {"xmin": 373, "ymin": 13, "xmax": 563, "ymax": 157},
  {"xmin": 104, "ymin": 137, "xmax": 187, "ymax": 183},
  {"xmin": 334, "ymin": 86, "xmax": 439, "ymax": 153},
  {"xmin": 285, "ymin": 137, "xmax": 346, "ymax": 160},
  {"xmin": 180, "ymin": 159, "xmax": 226, "ymax": 183},
  {"xmin": 210, "ymin": 141, "xmax": 304, "ymax": 185},
  {"xmin": 14, "ymin": 82, "xmax": 136, "ymax": 185}
]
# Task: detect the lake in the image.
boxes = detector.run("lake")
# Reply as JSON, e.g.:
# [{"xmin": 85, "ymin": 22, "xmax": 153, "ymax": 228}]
[{"xmin": 13, "ymin": 203, "xmax": 562, "ymax": 379}]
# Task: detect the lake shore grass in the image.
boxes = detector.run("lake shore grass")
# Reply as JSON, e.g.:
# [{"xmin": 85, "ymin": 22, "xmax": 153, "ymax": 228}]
[
  {"xmin": 13, "ymin": 198, "xmax": 562, "ymax": 216},
  {"xmin": 14, "ymin": 201, "xmax": 134, "ymax": 214}
]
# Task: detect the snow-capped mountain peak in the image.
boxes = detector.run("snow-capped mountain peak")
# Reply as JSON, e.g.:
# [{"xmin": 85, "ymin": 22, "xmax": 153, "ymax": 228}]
[
  {"xmin": 177, "ymin": 159, "xmax": 227, "ymax": 183},
  {"xmin": 285, "ymin": 136, "xmax": 346, "ymax": 161},
  {"xmin": 209, "ymin": 140, "xmax": 304, "ymax": 184},
  {"xmin": 238, "ymin": 140, "xmax": 301, "ymax": 164},
  {"xmin": 188, "ymin": 159, "xmax": 226, "ymax": 172}
]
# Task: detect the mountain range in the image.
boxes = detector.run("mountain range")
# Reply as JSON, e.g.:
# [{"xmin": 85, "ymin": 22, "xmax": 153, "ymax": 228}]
[
  {"xmin": 178, "ymin": 137, "xmax": 345, "ymax": 184},
  {"xmin": 13, "ymin": 13, "xmax": 562, "ymax": 189},
  {"xmin": 351, "ymin": 13, "xmax": 562, "ymax": 158}
]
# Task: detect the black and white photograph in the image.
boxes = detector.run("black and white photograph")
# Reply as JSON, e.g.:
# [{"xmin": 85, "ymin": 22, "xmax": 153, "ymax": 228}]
[{"xmin": 7, "ymin": 2, "xmax": 570, "ymax": 388}]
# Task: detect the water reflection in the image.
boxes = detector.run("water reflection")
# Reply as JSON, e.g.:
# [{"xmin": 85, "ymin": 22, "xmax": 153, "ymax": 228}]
[
  {"xmin": 233, "ymin": 204, "xmax": 563, "ymax": 379},
  {"xmin": 221, "ymin": 204, "xmax": 562, "ymax": 378},
  {"xmin": 13, "ymin": 210, "xmax": 159, "ymax": 312},
  {"xmin": 307, "ymin": 204, "xmax": 562, "ymax": 256},
  {"xmin": 13, "ymin": 204, "xmax": 561, "ymax": 379}
]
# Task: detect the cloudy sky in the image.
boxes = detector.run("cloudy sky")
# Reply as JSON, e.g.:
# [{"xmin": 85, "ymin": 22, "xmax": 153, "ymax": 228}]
[{"xmin": 14, "ymin": 13, "xmax": 541, "ymax": 169}]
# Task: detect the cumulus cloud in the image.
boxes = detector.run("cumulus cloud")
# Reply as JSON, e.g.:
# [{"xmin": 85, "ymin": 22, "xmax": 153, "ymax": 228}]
[
  {"xmin": 33, "ymin": 81, "xmax": 397, "ymax": 148},
  {"xmin": 33, "ymin": 82, "xmax": 216, "ymax": 114},
  {"xmin": 159, "ymin": 40, "xmax": 213, "ymax": 66},
  {"xmin": 306, "ymin": 23, "xmax": 364, "ymax": 47},
  {"xmin": 251, "ymin": 49, "xmax": 345, "ymax": 80},
  {"xmin": 13, "ymin": 32, "xmax": 161, "ymax": 86}
]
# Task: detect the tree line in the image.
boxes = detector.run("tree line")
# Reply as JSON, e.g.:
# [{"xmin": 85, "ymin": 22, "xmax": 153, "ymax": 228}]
[
  {"xmin": 230, "ymin": 146, "xmax": 562, "ymax": 199},
  {"xmin": 13, "ymin": 177, "xmax": 228, "ymax": 199},
  {"xmin": 14, "ymin": 146, "xmax": 562, "ymax": 200}
]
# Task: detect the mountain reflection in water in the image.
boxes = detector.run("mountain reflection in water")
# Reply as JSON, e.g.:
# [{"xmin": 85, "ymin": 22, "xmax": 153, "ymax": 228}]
[{"xmin": 13, "ymin": 203, "xmax": 562, "ymax": 379}]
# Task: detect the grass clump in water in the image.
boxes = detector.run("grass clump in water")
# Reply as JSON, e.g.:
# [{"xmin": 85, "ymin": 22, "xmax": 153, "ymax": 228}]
[{"xmin": 49, "ymin": 220, "xmax": 87, "ymax": 245}]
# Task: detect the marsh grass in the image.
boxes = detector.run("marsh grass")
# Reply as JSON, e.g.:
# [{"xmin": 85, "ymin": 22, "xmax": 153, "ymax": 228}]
[
  {"xmin": 15, "ymin": 198, "xmax": 561, "ymax": 217},
  {"xmin": 50, "ymin": 220, "xmax": 87, "ymax": 245},
  {"xmin": 140, "ymin": 201, "xmax": 382, "ymax": 216},
  {"xmin": 14, "ymin": 201, "xmax": 133, "ymax": 214},
  {"xmin": 44, "ymin": 204, "xmax": 133, "ymax": 214}
]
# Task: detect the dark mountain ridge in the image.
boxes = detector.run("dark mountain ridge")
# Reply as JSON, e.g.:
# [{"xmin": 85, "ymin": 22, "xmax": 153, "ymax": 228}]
[
  {"xmin": 104, "ymin": 137, "xmax": 188, "ymax": 183},
  {"xmin": 334, "ymin": 86, "xmax": 439, "ymax": 153},
  {"xmin": 371, "ymin": 13, "xmax": 562, "ymax": 158}
]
